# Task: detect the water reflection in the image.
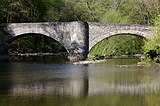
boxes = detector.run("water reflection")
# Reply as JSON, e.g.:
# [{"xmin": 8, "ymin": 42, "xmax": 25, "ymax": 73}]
[
  {"xmin": 0, "ymin": 61, "xmax": 89, "ymax": 97},
  {"xmin": 0, "ymin": 58, "xmax": 160, "ymax": 97},
  {"xmin": 0, "ymin": 62, "xmax": 13, "ymax": 95},
  {"xmin": 87, "ymin": 60, "xmax": 160, "ymax": 96},
  {"xmin": 1, "ymin": 58, "xmax": 160, "ymax": 106}
]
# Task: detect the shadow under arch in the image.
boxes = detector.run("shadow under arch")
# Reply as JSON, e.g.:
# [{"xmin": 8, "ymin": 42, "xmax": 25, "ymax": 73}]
[
  {"xmin": 88, "ymin": 33, "xmax": 146, "ymax": 57},
  {"xmin": 3, "ymin": 33, "xmax": 69, "ymax": 58}
]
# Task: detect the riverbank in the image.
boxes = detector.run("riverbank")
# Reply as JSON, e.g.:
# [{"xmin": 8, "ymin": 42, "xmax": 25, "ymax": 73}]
[
  {"xmin": 1, "ymin": 53, "xmax": 144, "ymax": 64},
  {"xmin": 73, "ymin": 54, "xmax": 144, "ymax": 65}
]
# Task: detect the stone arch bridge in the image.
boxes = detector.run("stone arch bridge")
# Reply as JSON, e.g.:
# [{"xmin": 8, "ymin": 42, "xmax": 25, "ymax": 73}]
[{"xmin": 0, "ymin": 22, "xmax": 155, "ymax": 61}]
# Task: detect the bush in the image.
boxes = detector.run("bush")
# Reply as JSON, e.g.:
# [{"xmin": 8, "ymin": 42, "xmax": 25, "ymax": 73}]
[{"xmin": 143, "ymin": 16, "xmax": 160, "ymax": 60}]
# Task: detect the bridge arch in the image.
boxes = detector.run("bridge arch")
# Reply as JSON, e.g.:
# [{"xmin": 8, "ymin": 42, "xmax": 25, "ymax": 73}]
[
  {"xmin": 7, "ymin": 33, "xmax": 69, "ymax": 55},
  {"xmin": 5, "ymin": 23, "xmax": 72, "ymax": 53},
  {"xmin": 89, "ymin": 33, "xmax": 146, "ymax": 51},
  {"xmin": 88, "ymin": 22, "xmax": 154, "ymax": 51},
  {"xmin": 9, "ymin": 33, "xmax": 69, "ymax": 53}
]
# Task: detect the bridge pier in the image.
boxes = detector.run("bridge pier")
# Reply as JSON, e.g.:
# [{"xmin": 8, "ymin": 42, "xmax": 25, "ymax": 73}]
[
  {"xmin": 68, "ymin": 22, "xmax": 89, "ymax": 61},
  {"xmin": 68, "ymin": 52, "xmax": 87, "ymax": 61}
]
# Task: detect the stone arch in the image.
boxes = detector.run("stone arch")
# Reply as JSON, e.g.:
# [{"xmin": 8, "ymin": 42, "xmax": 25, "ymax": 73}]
[
  {"xmin": 88, "ymin": 22, "xmax": 155, "ymax": 51},
  {"xmin": 7, "ymin": 33, "xmax": 69, "ymax": 54},
  {"xmin": 8, "ymin": 33, "xmax": 69, "ymax": 54},
  {"xmin": 6, "ymin": 23, "xmax": 71, "ymax": 52},
  {"xmin": 89, "ymin": 33, "xmax": 146, "ymax": 52}
]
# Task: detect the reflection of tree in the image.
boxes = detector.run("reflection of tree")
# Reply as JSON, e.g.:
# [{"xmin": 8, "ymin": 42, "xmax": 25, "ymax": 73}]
[
  {"xmin": 144, "ymin": 67, "xmax": 160, "ymax": 106},
  {"xmin": 145, "ymin": 92, "xmax": 160, "ymax": 106},
  {"xmin": 0, "ymin": 63, "xmax": 12, "ymax": 95}
]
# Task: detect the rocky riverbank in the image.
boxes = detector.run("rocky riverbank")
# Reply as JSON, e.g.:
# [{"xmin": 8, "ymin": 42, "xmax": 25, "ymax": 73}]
[
  {"xmin": 73, "ymin": 60, "xmax": 106, "ymax": 65},
  {"xmin": 9, "ymin": 52, "xmax": 68, "ymax": 57}
]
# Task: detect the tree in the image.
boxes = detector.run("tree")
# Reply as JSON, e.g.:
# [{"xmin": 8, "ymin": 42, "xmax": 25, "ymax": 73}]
[{"xmin": 0, "ymin": 0, "xmax": 28, "ymax": 23}]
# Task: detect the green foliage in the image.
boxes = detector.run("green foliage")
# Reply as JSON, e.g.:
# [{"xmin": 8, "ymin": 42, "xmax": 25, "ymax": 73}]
[
  {"xmin": 0, "ymin": 0, "xmax": 28, "ymax": 23},
  {"xmin": 88, "ymin": 35, "xmax": 144, "ymax": 58},
  {"xmin": 8, "ymin": 35, "xmax": 66, "ymax": 54},
  {"xmin": 0, "ymin": 0, "xmax": 159, "ymax": 23},
  {"xmin": 100, "ymin": 9, "xmax": 130, "ymax": 24},
  {"xmin": 143, "ymin": 16, "xmax": 160, "ymax": 60}
]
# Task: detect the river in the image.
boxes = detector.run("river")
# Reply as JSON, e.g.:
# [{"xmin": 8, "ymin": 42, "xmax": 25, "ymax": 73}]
[{"xmin": 0, "ymin": 57, "xmax": 160, "ymax": 106}]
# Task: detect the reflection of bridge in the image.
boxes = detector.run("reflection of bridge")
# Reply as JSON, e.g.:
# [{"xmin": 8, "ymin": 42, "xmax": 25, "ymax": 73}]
[
  {"xmin": 10, "ymin": 79, "xmax": 160, "ymax": 97},
  {"xmin": 6, "ymin": 72, "xmax": 160, "ymax": 97},
  {"xmin": 0, "ymin": 22, "xmax": 156, "ymax": 61},
  {"xmin": 1, "ymin": 63, "xmax": 160, "ymax": 97}
]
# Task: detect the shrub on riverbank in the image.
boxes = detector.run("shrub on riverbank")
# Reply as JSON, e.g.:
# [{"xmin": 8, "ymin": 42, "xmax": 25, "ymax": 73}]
[{"xmin": 143, "ymin": 17, "xmax": 160, "ymax": 62}]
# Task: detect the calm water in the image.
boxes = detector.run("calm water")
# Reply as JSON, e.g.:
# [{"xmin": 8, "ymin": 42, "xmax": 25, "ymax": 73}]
[{"xmin": 0, "ymin": 57, "xmax": 160, "ymax": 106}]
